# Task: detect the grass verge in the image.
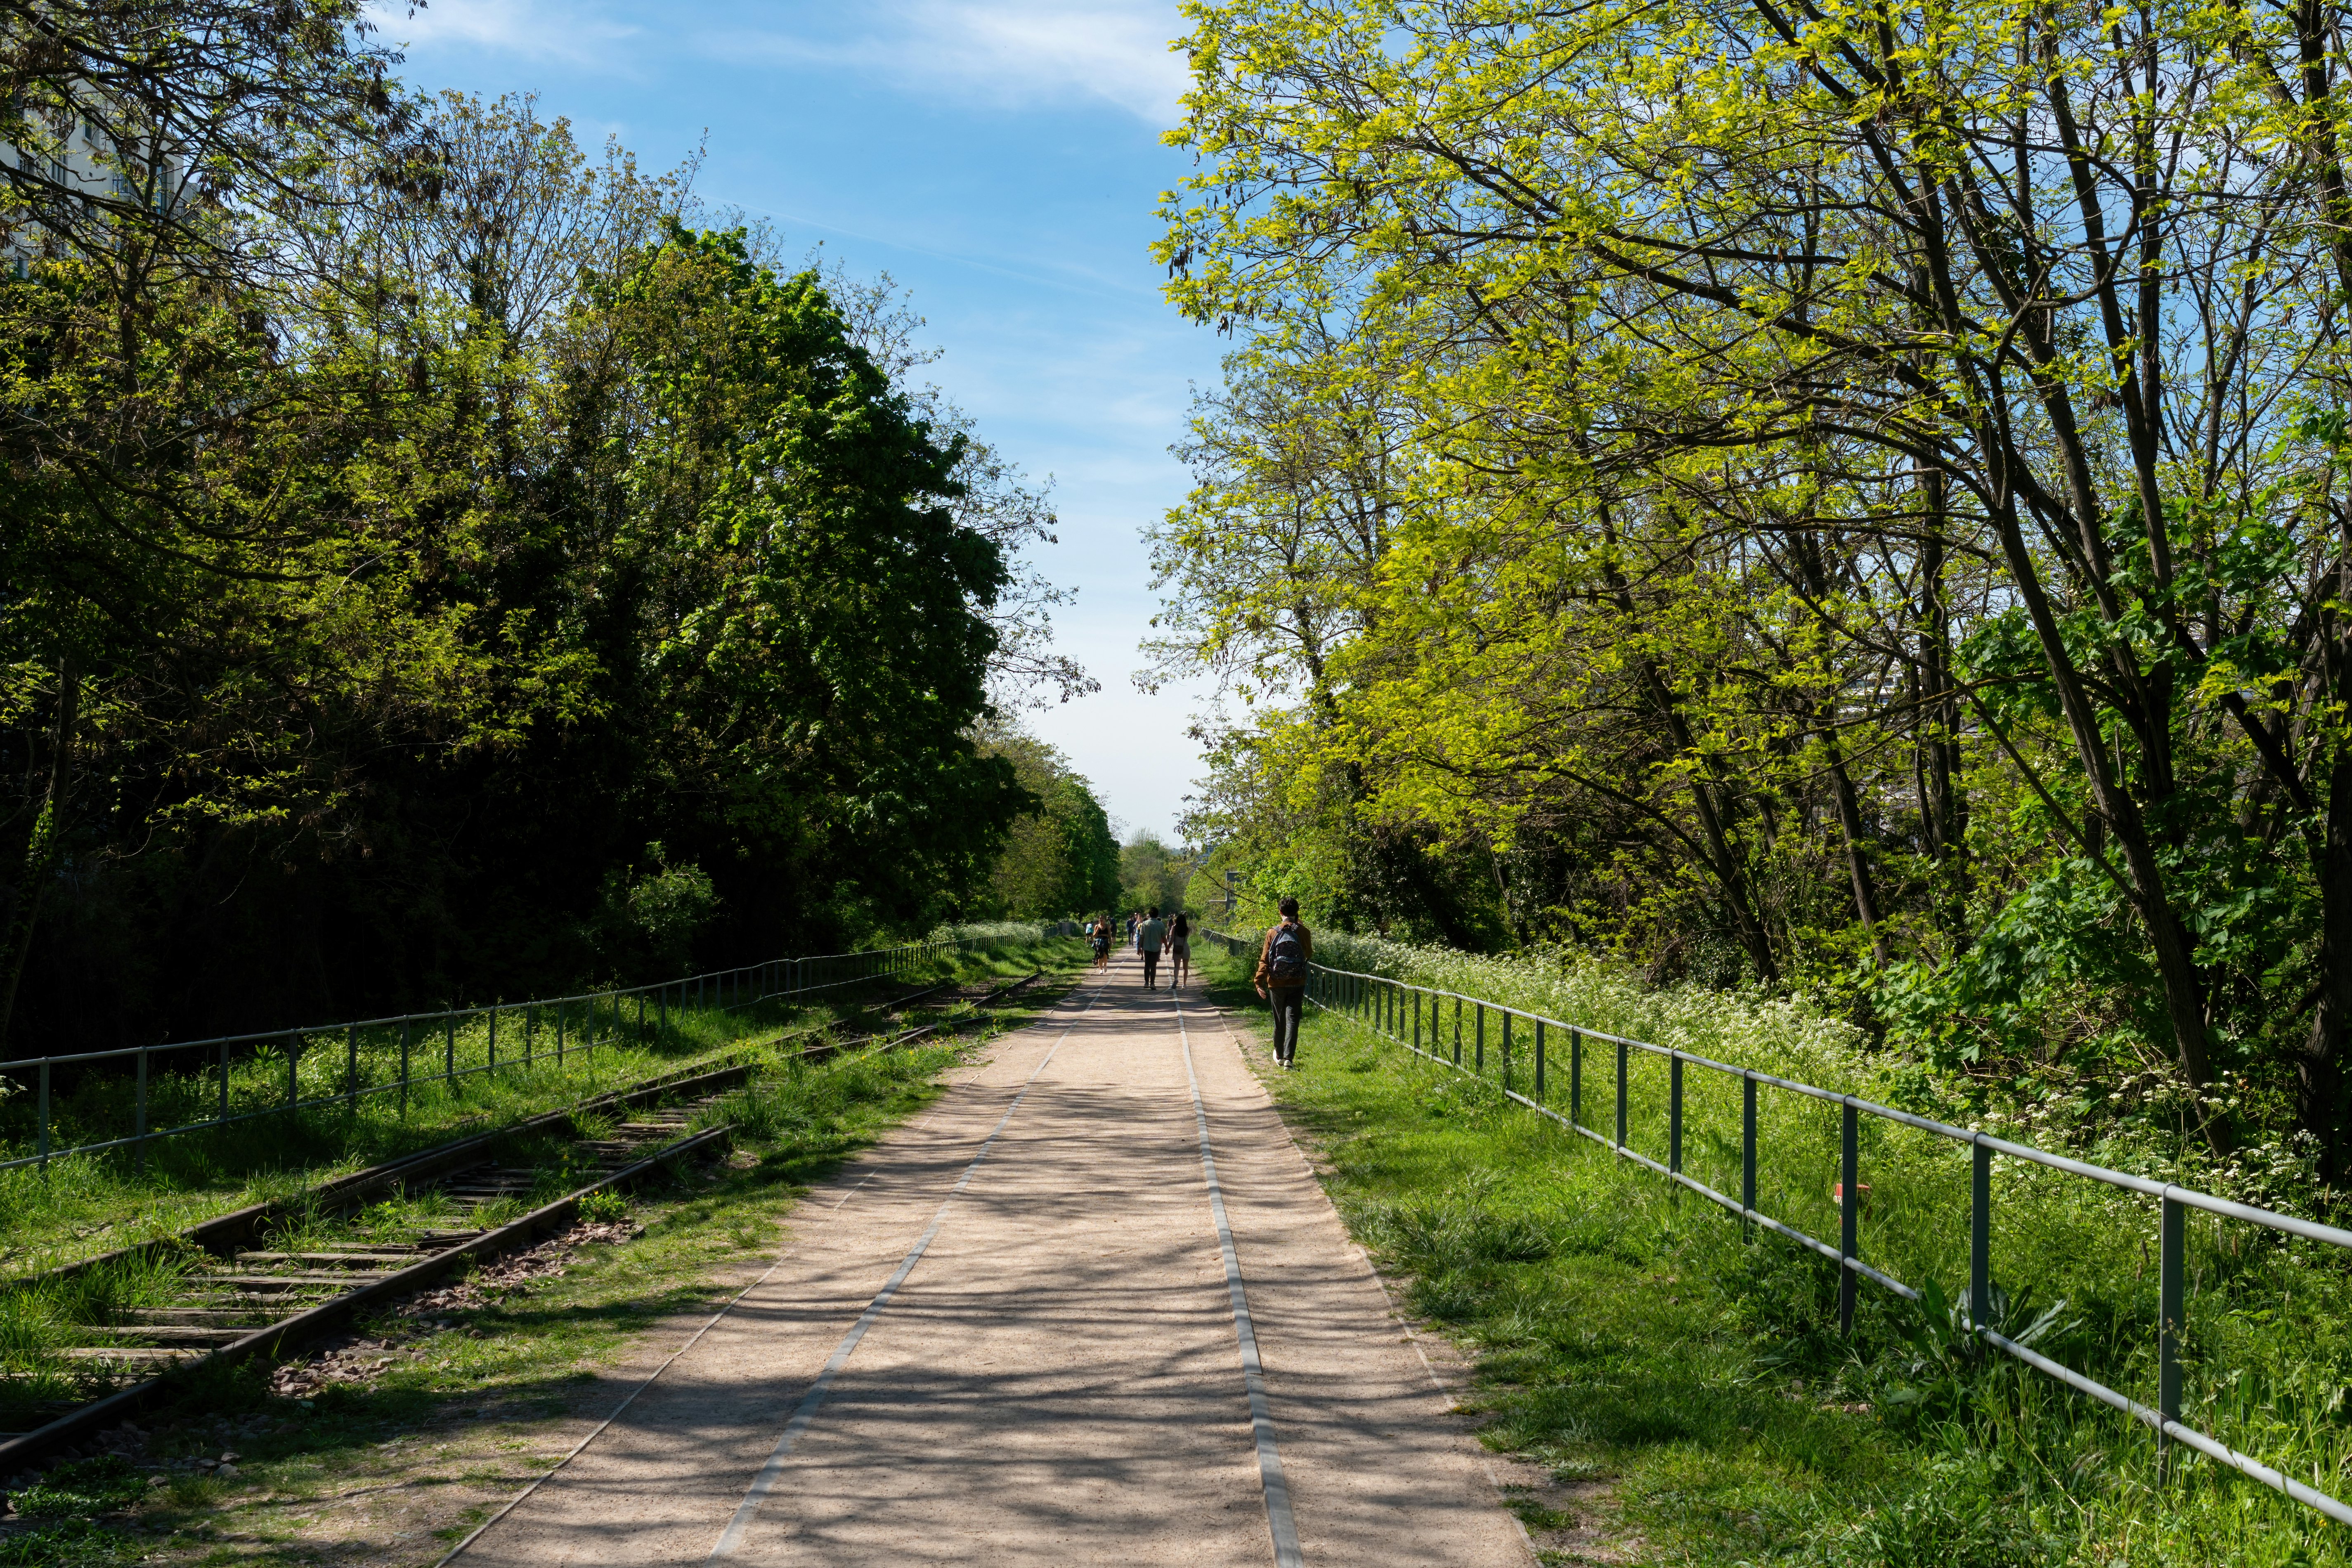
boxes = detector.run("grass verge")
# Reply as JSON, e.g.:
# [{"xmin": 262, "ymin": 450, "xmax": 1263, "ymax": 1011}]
[{"xmin": 1195, "ymin": 946, "xmax": 2352, "ymax": 1568}]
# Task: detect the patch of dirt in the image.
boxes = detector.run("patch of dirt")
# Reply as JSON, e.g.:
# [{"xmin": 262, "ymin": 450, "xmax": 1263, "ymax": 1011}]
[{"xmin": 265, "ymin": 1218, "xmax": 644, "ymax": 1400}]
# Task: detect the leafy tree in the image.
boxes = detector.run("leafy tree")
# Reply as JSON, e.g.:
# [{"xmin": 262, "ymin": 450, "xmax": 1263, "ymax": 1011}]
[
  {"xmin": 1118, "ymin": 832, "xmax": 1197, "ymax": 916},
  {"xmin": 979, "ymin": 728, "xmax": 1120, "ymax": 920},
  {"xmin": 0, "ymin": 86, "xmax": 1067, "ymax": 1051},
  {"xmin": 1158, "ymin": 0, "xmax": 2352, "ymax": 1177}
]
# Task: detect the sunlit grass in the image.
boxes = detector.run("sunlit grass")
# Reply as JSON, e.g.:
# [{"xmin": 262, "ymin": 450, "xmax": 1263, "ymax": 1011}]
[
  {"xmin": 0, "ymin": 937, "xmax": 1085, "ymax": 1282},
  {"xmin": 1199, "ymin": 945, "xmax": 2352, "ymax": 1567}
]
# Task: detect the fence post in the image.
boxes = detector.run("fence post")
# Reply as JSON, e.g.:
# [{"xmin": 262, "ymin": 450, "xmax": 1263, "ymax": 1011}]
[
  {"xmin": 2159, "ymin": 1191, "xmax": 2185, "ymax": 1479},
  {"xmin": 37, "ymin": 1060, "xmax": 48, "ymax": 1177},
  {"xmin": 1742, "ymin": 1073, "xmax": 1758, "ymax": 1226},
  {"xmin": 136, "ymin": 1048, "xmax": 148, "ymax": 1176},
  {"xmin": 1615, "ymin": 1037, "xmax": 1628, "ymax": 1152},
  {"xmin": 1501, "ymin": 1012, "xmax": 1512, "ymax": 1093},
  {"xmin": 1839, "ymin": 1100, "xmax": 1859, "ymax": 1336},
  {"xmin": 1669, "ymin": 1052, "xmax": 1683, "ymax": 1195},
  {"xmin": 1475, "ymin": 1004, "xmax": 1485, "ymax": 1073},
  {"xmin": 1453, "ymin": 998, "xmax": 1462, "ymax": 1065},
  {"xmin": 1969, "ymin": 1138, "xmax": 1991, "ymax": 1328},
  {"xmin": 1413, "ymin": 991, "xmax": 1422, "ymax": 1055},
  {"xmin": 1534, "ymin": 1020, "xmax": 1546, "ymax": 1101},
  {"xmin": 1570, "ymin": 1029, "xmax": 1583, "ymax": 1126}
]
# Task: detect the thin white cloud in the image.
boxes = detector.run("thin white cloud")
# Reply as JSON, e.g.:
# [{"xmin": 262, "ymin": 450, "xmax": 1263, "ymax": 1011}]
[
  {"xmin": 372, "ymin": 0, "xmax": 640, "ymax": 68},
  {"xmin": 716, "ymin": 2, "xmax": 1189, "ymax": 126}
]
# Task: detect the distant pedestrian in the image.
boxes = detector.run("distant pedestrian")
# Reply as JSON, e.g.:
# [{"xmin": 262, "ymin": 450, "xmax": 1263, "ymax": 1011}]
[
  {"xmin": 1253, "ymin": 898, "xmax": 1312, "ymax": 1069},
  {"xmin": 1138, "ymin": 906, "xmax": 1168, "ymax": 989},
  {"xmin": 1168, "ymin": 911, "xmax": 1192, "ymax": 987},
  {"xmin": 1091, "ymin": 916, "xmax": 1112, "ymax": 971},
  {"xmin": 1127, "ymin": 912, "xmax": 1138, "ymax": 953}
]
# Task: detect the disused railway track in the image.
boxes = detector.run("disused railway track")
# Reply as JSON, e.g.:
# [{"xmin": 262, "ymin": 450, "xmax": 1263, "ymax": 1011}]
[{"xmin": 0, "ymin": 966, "xmax": 1047, "ymax": 1473}]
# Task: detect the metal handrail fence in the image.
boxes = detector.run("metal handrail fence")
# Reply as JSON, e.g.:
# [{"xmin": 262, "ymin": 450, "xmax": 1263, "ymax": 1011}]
[
  {"xmin": 1203, "ymin": 927, "xmax": 2352, "ymax": 1528},
  {"xmin": 0, "ymin": 932, "xmax": 1026, "ymax": 1179}
]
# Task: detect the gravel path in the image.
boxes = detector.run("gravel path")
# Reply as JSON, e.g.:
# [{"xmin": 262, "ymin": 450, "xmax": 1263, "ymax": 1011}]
[{"xmin": 454, "ymin": 953, "xmax": 1534, "ymax": 1567}]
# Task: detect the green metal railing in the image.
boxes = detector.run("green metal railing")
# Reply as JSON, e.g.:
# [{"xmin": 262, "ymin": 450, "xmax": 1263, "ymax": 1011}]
[
  {"xmin": 1205, "ymin": 927, "xmax": 2352, "ymax": 1529},
  {"xmin": 0, "ymin": 934, "xmax": 1019, "ymax": 1179}
]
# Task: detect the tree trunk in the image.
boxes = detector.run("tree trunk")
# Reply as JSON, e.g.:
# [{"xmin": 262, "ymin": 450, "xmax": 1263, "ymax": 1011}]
[
  {"xmin": 1826, "ymin": 742, "xmax": 1890, "ymax": 965},
  {"xmin": 0, "ymin": 659, "xmax": 78, "ymax": 1049},
  {"xmin": 2302, "ymin": 738, "xmax": 2352, "ymax": 1189}
]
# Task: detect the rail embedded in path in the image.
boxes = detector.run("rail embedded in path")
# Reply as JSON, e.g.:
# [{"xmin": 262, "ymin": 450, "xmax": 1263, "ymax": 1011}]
[
  {"xmin": 1202, "ymin": 927, "xmax": 2352, "ymax": 1530},
  {"xmin": 0, "ymin": 965, "xmax": 1052, "ymax": 1471},
  {"xmin": 0, "ymin": 929, "xmax": 1051, "ymax": 1178}
]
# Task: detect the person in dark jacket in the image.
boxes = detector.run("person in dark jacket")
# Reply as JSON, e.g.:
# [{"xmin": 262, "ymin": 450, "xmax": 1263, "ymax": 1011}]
[
  {"xmin": 1138, "ymin": 907, "xmax": 1168, "ymax": 989},
  {"xmin": 1253, "ymin": 898, "xmax": 1312, "ymax": 1068}
]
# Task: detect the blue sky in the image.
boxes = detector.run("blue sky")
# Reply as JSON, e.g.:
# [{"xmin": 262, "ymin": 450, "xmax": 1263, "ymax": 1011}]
[{"xmin": 378, "ymin": 0, "xmax": 1220, "ymax": 840}]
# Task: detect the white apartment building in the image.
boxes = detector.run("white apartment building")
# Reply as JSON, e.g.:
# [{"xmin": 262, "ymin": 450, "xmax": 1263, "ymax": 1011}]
[{"xmin": 1, "ymin": 105, "xmax": 182, "ymax": 273}]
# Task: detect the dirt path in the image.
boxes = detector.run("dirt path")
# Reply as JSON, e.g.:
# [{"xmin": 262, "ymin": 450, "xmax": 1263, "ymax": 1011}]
[{"xmin": 454, "ymin": 952, "xmax": 1533, "ymax": 1567}]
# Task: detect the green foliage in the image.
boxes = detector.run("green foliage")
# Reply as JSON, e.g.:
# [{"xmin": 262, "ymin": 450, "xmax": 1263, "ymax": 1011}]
[
  {"xmin": 575, "ymin": 1188, "xmax": 629, "ymax": 1225},
  {"xmin": 10, "ymin": 1456, "xmax": 145, "ymax": 1519},
  {"xmin": 0, "ymin": 82, "xmax": 1064, "ymax": 1050},
  {"xmin": 0, "ymin": 1518, "xmax": 134, "ymax": 1566},
  {"xmin": 586, "ymin": 849, "xmax": 721, "ymax": 980},
  {"xmin": 1154, "ymin": 0, "xmax": 2352, "ymax": 1180},
  {"xmin": 1117, "ymin": 832, "xmax": 1195, "ymax": 916},
  {"xmin": 976, "ymin": 728, "xmax": 1120, "ymax": 919}
]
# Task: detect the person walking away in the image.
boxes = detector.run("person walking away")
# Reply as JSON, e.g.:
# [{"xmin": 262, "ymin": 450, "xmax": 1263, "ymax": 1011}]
[
  {"xmin": 1126, "ymin": 912, "xmax": 1138, "ymax": 953},
  {"xmin": 1254, "ymin": 898, "xmax": 1312, "ymax": 1068},
  {"xmin": 1138, "ymin": 906, "xmax": 1168, "ymax": 989},
  {"xmin": 1091, "ymin": 916, "xmax": 1111, "ymax": 971},
  {"xmin": 1168, "ymin": 911, "xmax": 1191, "ymax": 987}
]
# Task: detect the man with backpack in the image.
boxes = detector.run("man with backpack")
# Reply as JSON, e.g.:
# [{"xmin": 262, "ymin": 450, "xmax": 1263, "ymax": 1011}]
[
  {"xmin": 1138, "ymin": 906, "xmax": 1168, "ymax": 990},
  {"xmin": 1253, "ymin": 897, "xmax": 1312, "ymax": 1069}
]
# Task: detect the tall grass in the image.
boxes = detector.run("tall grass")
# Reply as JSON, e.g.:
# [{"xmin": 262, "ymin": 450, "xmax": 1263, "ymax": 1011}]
[
  {"xmin": 1198, "ymin": 940, "xmax": 2352, "ymax": 1563},
  {"xmin": 0, "ymin": 1248, "xmax": 201, "ymax": 1429}
]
